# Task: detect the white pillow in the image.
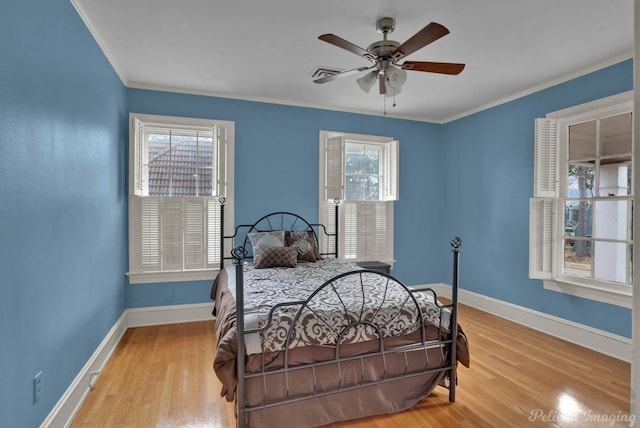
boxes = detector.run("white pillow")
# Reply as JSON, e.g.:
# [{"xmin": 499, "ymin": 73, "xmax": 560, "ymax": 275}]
[{"xmin": 248, "ymin": 231, "xmax": 285, "ymax": 256}]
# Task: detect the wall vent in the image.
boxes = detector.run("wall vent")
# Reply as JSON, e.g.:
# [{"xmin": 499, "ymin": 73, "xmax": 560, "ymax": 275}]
[{"xmin": 310, "ymin": 66, "xmax": 344, "ymax": 79}]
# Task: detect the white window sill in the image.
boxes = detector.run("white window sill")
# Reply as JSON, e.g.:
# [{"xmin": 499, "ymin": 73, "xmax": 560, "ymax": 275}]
[
  {"xmin": 543, "ymin": 278, "xmax": 632, "ymax": 308},
  {"xmin": 126, "ymin": 269, "xmax": 218, "ymax": 284}
]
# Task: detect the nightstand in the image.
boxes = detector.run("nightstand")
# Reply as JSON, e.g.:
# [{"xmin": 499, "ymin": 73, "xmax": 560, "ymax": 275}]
[{"xmin": 356, "ymin": 261, "xmax": 391, "ymax": 274}]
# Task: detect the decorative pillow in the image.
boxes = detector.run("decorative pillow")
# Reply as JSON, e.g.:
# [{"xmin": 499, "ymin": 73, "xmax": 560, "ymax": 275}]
[
  {"xmin": 285, "ymin": 230, "xmax": 317, "ymax": 262},
  {"xmin": 248, "ymin": 231, "xmax": 285, "ymax": 256},
  {"xmin": 254, "ymin": 246, "xmax": 298, "ymax": 269}
]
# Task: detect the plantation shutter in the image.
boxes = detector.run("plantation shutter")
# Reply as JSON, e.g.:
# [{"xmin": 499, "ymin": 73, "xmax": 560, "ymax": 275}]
[
  {"xmin": 325, "ymin": 136, "xmax": 345, "ymax": 200},
  {"xmin": 184, "ymin": 198, "xmax": 205, "ymax": 269},
  {"xmin": 162, "ymin": 198, "xmax": 183, "ymax": 271},
  {"xmin": 530, "ymin": 118, "xmax": 558, "ymax": 280},
  {"xmin": 129, "ymin": 196, "xmax": 161, "ymax": 272},
  {"xmin": 207, "ymin": 198, "xmax": 222, "ymax": 268},
  {"xmin": 342, "ymin": 201, "xmax": 393, "ymax": 263},
  {"xmin": 383, "ymin": 140, "xmax": 399, "ymax": 201},
  {"xmin": 529, "ymin": 197, "xmax": 555, "ymax": 279},
  {"xmin": 213, "ymin": 125, "xmax": 225, "ymax": 197},
  {"xmin": 132, "ymin": 117, "xmax": 146, "ymax": 196},
  {"xmin": 534, "ymin": 118, "xmax": 559, "ymax": 198}
]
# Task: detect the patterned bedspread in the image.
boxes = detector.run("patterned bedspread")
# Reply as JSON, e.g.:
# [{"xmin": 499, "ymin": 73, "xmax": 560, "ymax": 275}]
[{"xmin": 226, "ymin": 259, "xmax": 451, "ymax": 355}]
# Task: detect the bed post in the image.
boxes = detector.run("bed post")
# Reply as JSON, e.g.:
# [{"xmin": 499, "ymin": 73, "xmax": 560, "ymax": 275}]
[
  {"xmin": 334, "ymin": 199, "xmax": 340, "ymax": 258},
  {"xmin": 233, "ymin": 246, "xmax": 248, "ymax": 428},
  {"xmin": 219, "ymin": 196, "xmax": 226, "ymax": 270},
  {"xmin": 449, "ymin": 236, "xmax": 462, "ymax": 403}
]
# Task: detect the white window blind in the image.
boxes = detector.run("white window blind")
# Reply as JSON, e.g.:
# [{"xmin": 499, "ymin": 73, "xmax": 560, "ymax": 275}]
[
  {"xmin": 341, "ymin": 201, "xmax": 393, "ymax": 262},
  {"xmin": 529, "ymin": 197, "xmax": 555, "ymax": 279},
  {"xmin": 534, "ymin": 118, "xmax": 559, "ymax": 198},
  {"xmin": 529, "ymin": 118, "xmax": 558, "ymax": 279},
  {"xmin": 325, "ymin": 136, "xmax": 345, "ymax": 201},
  {"xmin": 127, "ymin": 113, "xmax": 234, "ymax": 283},
  {"xmin": 130, "ymin": 197, "xmax": 221, "ymax": 273}
]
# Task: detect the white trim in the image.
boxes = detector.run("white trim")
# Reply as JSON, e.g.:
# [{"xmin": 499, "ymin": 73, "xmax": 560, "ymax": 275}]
[
  {"xmin": 425, "ymin": 283, "xmax": 631, "ymax": 363},
  {"xmin": 546, "ymin": 90, "xmax": 633, "ymax": 119},
  {"xmin": 543, "ymin": 279, "xmax": 632, "ymax": 309},
  {"xmin": 125, "ymin": 302, "xmax": 214, "ymax": 327},
  {"xmin": 445, "ymin": 52, "xmax": 633, "ymax": 123},
  {"xmin": 40, "ymin": 303, "xmax": 215, "ymax": 428},
  {"xmin": 126, "ymin": 269, "xmax": 217, "ymax": 284},
  {"xmin": 70, "ymin": 0, "xmax": 128, "ymax": 85}
]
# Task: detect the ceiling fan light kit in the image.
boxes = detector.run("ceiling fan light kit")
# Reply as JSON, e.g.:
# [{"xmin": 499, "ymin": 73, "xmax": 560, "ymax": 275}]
[
  {"xmin": 356, "ymin": 71, "xmax": 378, "ymax": 93},
  {"xmin": 315, "ymin": 17, "xmax": 465, "ymax": 105}
]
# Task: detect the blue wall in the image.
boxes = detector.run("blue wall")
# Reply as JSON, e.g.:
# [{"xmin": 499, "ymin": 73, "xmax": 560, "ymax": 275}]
[
  {"xmin": 0, "ymin": 0, "xmax": 634, "ymax": 425},
  {"xmin": 442, "ymin": 59, "xmax": 633, "ymax": 337},
  {"xmin": 1, "ymin": 1, "xmax": 127, "ymax": 427}
]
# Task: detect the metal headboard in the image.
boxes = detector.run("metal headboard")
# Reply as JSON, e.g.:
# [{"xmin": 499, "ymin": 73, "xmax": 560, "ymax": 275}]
[{"xmin": 218, "ymin": 199, "xmax": 340, "ymax": 267}]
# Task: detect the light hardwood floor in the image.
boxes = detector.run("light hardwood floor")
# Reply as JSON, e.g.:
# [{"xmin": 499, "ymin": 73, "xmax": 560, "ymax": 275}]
[{"xmin": 71, "ymin": 304, "xmax": 631, "ymax": 427}]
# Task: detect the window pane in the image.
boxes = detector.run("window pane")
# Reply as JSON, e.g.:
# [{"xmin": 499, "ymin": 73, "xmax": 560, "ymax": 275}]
[
  {"xmin": 172, "ymin": 167, "xmax": 197, "ymax": 196},
  {"xmin": 593, "ymin": 200, "xmax": 628, "ymax": 240},
  {"xmin": 594, "ymin": 241, "xmax": 628, "ymax": 284},
  {"xmin": 569, "ymin": 120, "xmax": 596, "ymax": 160},
  {"xmin": 346, "ymin": 146, "xmax": 364, "ymax": 174},
  {"xmin": 599, "ymin": 160, "xmax": 631, "ymax": 196},
  {"xmin": 346, "ymin": 176, "xmax": 364, "ymax": 200},
  {"xmin": 148, "ymin": 165, "xmax": 170, "ymax": 196},
  {"xmin": 197, "ymin": 136, "xmax": 214, "ymax": 167},
  {"xmin": 172, "ymin": 134, "xmax": 197, "ymax": 165},
  {"xmin": 364, "ymin": 147, "xmax": 380, "ymax": 175},
  {"xmin": 600, "ymin": 113, "xmax": 632, "ymax": 156},
  {"xmin": 148, "ymin": 132, "xmax": 170, "ymax": 166},
  {"xmin": 564, "ymin": 238, "xmax": 591, "ymax": 279},
  {"xmin": 197, "ymin": 167, "xmax": 213, "ymax": 196},
  {"xmin": 364, "ymin": 176, "xmax": 379, "ymax": 200},
  {"xmin": 565, "ymin": 201, "xmax": 591, "ymax": 238},
  {"xmin": 567, "ymin": 164, "xmax": 595, "ymax": 197}
]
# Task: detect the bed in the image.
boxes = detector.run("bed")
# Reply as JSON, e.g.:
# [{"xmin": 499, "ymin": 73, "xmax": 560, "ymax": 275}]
[{"xmin": 210, "ymin": 202, "xmax": 469, "ymax": 428}]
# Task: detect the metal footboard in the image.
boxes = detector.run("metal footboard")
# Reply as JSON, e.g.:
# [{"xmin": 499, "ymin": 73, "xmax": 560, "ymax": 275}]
[{"xmin": 231, "ymin": 237, "xmax": 462, "ymax": 428}]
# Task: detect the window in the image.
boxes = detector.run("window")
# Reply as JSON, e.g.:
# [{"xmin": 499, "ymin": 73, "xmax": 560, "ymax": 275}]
[
  {"xmin": 127, "ymin": 113, "xmax": 234, "ymax": 283},
  {"xmin": 319, "ymin": 131, "xmax": 399, "ymax": 264},
  {"xmin": 530, "ymin": 91, "xmax": 633, "ymax": 307}
]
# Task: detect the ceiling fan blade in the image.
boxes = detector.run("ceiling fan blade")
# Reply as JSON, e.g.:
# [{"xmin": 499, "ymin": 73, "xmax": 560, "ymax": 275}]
[
  {"xmin": 313, "ymin": 66, "xmax": 371, "ymax": 84},
  {"xmin": 318, "ymin": 34, "xmax": 376, "ymax": 61},
  {"xmin": 391, "ymin": 22, "xmax": 450, "ymax": 60},
  {"xmin": 401, "ymin": 61, "xmax": 465, "ymax": 75}
]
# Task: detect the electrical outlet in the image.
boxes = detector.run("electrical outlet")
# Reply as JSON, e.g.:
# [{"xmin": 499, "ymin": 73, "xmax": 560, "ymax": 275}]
[{"xmin": 33, "ymin": 372, "xmax": 42, "ymax": 403}]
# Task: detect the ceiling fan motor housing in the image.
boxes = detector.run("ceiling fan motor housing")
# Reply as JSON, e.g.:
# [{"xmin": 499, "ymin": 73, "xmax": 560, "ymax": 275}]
[{"xmin": 376, "ymin": 17, "xmax": 396, "ymax": 34}]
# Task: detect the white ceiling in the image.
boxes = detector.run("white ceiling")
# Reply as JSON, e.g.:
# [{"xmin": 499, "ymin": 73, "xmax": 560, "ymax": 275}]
[{"xmin": 72, "ymin": 0, "xmax": 633, "ymax": 123}]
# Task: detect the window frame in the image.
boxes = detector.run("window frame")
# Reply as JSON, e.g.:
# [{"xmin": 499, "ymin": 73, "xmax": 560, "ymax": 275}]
[
  {"xmin": 126, "ymin": 113, "xmax": 234, "ymax": 284},
  {"xmin": 319, "ymin": 130, "xmax": 399, "ymax": 265},
  {"xmin": 530, "ymin": 91, "xmax": 633, "ymax": 308}
]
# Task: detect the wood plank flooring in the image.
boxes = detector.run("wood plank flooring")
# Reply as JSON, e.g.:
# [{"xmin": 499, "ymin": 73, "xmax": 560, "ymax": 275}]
[{"xmin": 70, "ymin": 304, "xmax": 631, "ymax": 427}]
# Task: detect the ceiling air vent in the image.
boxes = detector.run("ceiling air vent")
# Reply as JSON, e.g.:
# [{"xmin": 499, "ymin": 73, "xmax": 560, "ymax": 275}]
[{"xmin": 310, "ymin": 66, "xmax": 344, "ymax": 79}]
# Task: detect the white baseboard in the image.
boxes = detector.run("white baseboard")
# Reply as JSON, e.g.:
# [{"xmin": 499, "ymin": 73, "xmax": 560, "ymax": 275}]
[
  {"xmin": 427, "ymin": 283, "xmax": 632, "ymax": 363},
  {"xmin": 41, "ymin": 302, "xmax": 215, "ymax": 428},
  {"xmin": 125, "ymin": 302, "xmax": 214, "ymax": 328}
]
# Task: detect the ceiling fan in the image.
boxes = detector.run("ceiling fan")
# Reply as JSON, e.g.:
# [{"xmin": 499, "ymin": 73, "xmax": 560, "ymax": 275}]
[{"xmin": 314, "ymin": 17, "xmax": 465, "ymax": 97}]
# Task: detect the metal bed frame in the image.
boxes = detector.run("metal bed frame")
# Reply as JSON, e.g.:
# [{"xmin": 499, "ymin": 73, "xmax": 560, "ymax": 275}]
[{"xmin": 217, "ymin": 199, "xmax": 461, "ymax": 428}]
